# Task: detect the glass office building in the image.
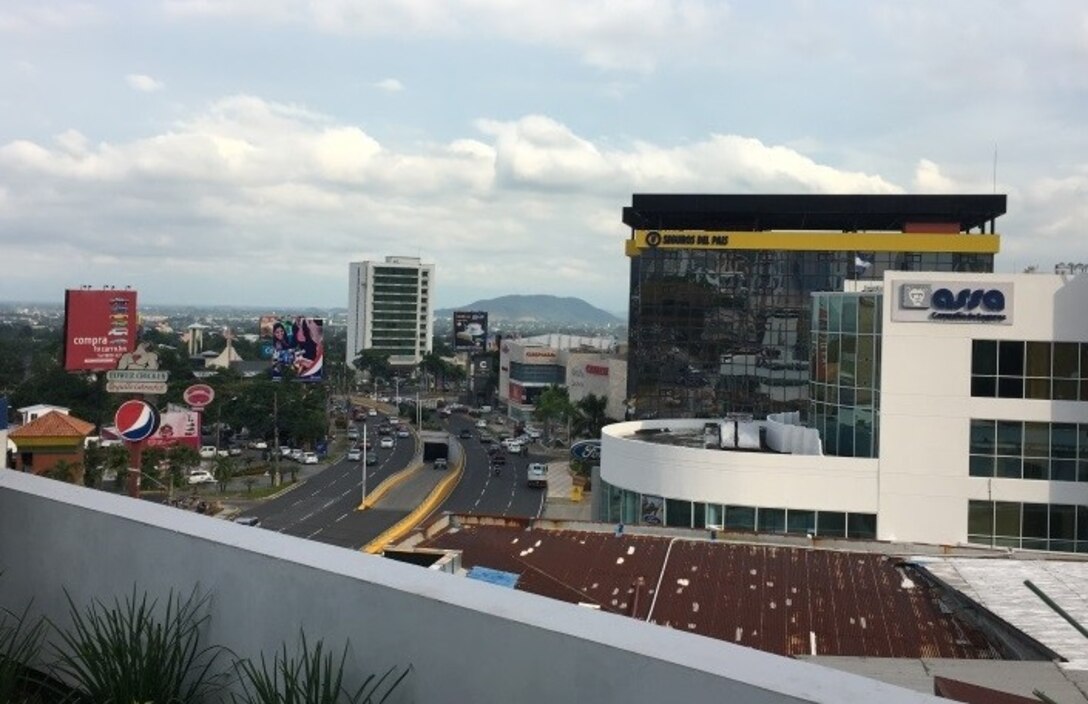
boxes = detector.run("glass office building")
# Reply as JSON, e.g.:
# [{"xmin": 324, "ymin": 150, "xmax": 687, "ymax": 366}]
[{"xmin": 623, "ymin": 194, "xmax": 1005, "ymax": 420}]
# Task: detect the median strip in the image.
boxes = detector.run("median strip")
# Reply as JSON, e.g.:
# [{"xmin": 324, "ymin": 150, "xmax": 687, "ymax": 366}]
[
  {"xmin": 362, "ymin": 449, "xmax": 464, "ymax": 554},
  {"xmin": 357, "ymin": 428, "xmax": 424, "ymax": 510}
]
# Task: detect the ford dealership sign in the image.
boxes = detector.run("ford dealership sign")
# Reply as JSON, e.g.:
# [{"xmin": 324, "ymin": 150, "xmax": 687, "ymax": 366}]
[{"xmin": 570, "ymin": 440, "xmax": 601, "ymax": 462}]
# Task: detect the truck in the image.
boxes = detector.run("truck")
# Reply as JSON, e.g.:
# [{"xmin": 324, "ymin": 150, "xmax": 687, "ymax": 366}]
[{"xmin": 526, "ymin": 463, "xmax": 548, "ymax": 488}]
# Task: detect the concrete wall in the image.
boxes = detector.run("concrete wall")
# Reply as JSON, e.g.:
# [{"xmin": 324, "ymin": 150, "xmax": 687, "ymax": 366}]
[
  {"xmin": 601, "ymin": 420, "xmax": 879, "ymax": 513},
  {"xmin": 0, "ymin": 471, "xmax": 941, "ymax": 703}
]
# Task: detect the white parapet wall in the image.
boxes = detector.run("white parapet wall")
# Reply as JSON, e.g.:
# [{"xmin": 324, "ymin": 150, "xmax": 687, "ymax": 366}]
[{"xmin": 0, "ymin": 471, "xmax": 941, "ymax": 703}]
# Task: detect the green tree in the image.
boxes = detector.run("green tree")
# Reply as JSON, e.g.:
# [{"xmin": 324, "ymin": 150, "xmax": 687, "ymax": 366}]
[
  {"xmin": 212, "ymin": 455, "xmax": 236, "ymax": 493},
  {"xmin": 167, "ymin": 445, "xmax": 201, "ymax": 488},
  {"xmin": 353, "ymin": 350, "xmax": 391, "ymax": 384},
  {"xmin": 533, "ymin": 385, "xmax": 574, "ymax": 442},
  {"xmin": 46, "ymin": 459, "xmax": 81, "ymax": 483}
]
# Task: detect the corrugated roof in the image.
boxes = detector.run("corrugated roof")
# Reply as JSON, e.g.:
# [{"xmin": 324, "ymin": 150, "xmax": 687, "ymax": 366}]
[
  {"xmin": 423, "ymin": 524, "xmax": 1001, "ymax": 659},
  {"xmin": 10, "ymin": 410, "xmax": 95, "ymax": 439}
]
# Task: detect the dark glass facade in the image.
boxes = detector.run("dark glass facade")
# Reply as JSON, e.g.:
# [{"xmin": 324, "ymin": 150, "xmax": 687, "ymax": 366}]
[{"xmin": 627, "ymin": 249, "xmax": 991, "ymax": 420}]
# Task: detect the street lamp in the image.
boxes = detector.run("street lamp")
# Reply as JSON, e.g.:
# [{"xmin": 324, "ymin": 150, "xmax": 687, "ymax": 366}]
[{"xmin": 360, "ymin": 423, "xmax": 368, "ymax": 504}]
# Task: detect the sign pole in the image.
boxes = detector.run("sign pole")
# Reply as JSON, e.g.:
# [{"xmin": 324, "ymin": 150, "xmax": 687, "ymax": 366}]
[{"xmin": 126, "ymin": 440, "xmax": 143, "ymax": 499}]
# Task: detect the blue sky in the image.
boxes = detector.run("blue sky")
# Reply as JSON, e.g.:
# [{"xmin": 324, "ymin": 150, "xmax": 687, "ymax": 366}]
[{"xmin": 1, "ymin": 0, "xmax": 1085, "ymax": 314}]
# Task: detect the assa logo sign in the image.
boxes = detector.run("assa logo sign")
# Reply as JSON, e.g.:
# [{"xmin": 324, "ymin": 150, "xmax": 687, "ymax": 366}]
[{"xmin": 896, "ymin": 283, "xmax": 1012, "ymax": 324}]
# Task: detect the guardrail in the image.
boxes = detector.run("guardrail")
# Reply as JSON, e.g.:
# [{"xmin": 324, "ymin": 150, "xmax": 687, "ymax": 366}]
[
  {"xmin": 356, "ymin": 428, "xmax": 425, "ymax": 510},
  {"xmin": 362, "ymin": 444, "xmax": 464, "ymax": 554}
]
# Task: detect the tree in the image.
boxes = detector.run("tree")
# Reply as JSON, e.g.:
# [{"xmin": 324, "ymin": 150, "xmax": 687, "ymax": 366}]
[
  {"xmin": 533, "ymin": 386, "xmax": 574, "ymax": 442},
  {"xmin": 353, "ymin": 350, "xmax": 391, "ymax": 384},
  {"xmin": 167, "ymin": 445, "xmax": 201, "ymax": 489},
  {"xmin": 212, "ymin": 455, "xmax": 236, "ymax": 493},
  {"xmin": 46, "ymin": 459, "xmax": 80, "ymax": 484},
  {"xmin": 572, "ymin": 393, "xmax": 611, "ymax": 440}
]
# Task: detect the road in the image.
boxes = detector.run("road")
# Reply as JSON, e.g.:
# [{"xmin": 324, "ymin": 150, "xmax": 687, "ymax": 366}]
[
  {"xmin": 438, "ymin": 413, "xmax": 547, "ymax": 519},
  {"xmin": 243, "ymin": 412, "xmax": 416, "ymax": 549}
]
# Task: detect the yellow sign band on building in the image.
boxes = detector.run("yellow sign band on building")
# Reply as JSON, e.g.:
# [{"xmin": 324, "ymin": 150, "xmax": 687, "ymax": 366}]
[{"xmin": 624, "ymin": 230, "xmax": 1001, "ymax": 257}]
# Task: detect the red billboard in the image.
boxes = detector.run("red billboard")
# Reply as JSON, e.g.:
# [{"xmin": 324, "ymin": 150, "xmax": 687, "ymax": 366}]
[{"xmin": 63, "ymin": 289, "xmax": 138, "ymax": 372}]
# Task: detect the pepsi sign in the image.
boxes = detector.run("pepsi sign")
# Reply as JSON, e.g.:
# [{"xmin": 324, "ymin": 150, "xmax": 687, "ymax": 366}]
[
  {"xmin": 893, "ymin": 282, "xmax": 1013, "ymax": 325},
  {"xmin": 570, "ymin": 440, "xmax": 601, "ymax": 462},
  {"xmin": 114, "ymin": 400, "xmax": 160, "ymax": 443}
]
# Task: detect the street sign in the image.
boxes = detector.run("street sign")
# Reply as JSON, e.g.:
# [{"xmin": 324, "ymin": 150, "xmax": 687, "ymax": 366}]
[
  {"xmin": 106, "ymin": 370, "xmax": 169, "ymax": 382},
  {"xmin": 107, "ymin": 381, "xmax": 169, "ymax": 394},
  {"xmin": 183, "ymin": 383, "xmax": 215, "ymax": 409},
  {"xmin": 114, "ymin": 399, "xmax": 160, "ymax": 442}
]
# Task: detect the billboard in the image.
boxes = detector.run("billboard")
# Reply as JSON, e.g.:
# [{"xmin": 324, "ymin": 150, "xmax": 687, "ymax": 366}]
[
  {"xmin": 63, "ymin": 289, "xmax": 138, "ymax": 372},
  {"xmin": 145, "ymin": 410, "xmax": 201, "ymax": 450},
  {"xmin": 258, "ymin": 316, "xmax": 325, "ymax": 382},
  {"xmin": 453, "ymin": 311, "xmax": 488, "ymax": 352}
]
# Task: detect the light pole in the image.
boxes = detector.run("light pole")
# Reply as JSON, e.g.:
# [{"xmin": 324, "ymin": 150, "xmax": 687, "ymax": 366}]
[
  {"xmin": 272, "ymin": 392, "xmax": 281, "ymax": 487},
  {"xmin": 394, "ymin": 376, "xmax": 401, "ymax": 406},
  {"xmin": 360, "ymin": 423, "xmax": 368, "ymax": 504}
]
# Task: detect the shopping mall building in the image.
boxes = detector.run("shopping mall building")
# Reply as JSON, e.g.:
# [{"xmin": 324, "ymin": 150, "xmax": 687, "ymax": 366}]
[{"xmin": 599, "ymin": 194, "xmax": 1088, "ymax": 552}]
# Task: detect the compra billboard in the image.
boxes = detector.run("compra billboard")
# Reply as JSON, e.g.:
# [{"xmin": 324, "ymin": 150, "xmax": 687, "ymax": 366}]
[
  {"xmin": 258, "ymin": 316, "xmax": 324, "ymax": 382},
  {"xmin": 453, "ymin": 311, "xmax": 488, "ymax": 352},
  {"xmin": 63, "ymin": 289, "xmax": 138, "ymax": 372}
]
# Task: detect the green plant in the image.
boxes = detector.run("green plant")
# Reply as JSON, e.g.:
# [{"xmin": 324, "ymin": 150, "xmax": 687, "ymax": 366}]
[
  {"xmin": 51, "ymin": 586, "xmax": 225, "ymax": 704},
  {"xmin": 232, "ymin": 632, "xmax": 408, "ymax": 704},
  {"xmin": 0, "ymin": 600, "xmax": 47, "ymax": 703}
]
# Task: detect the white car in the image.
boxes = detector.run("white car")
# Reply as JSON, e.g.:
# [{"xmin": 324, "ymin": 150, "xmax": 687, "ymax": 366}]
[
  {"xmin": 526, "ymin": 463, "xmax": 548, "ymax": 488},
  {"xmin": 288, "ymin": 449, "xmax": 304, "ymax": 462},
  {"xmin": 301, "ymin": 452, "xmax": 319, "ymax": 465},
  {"xmin": 475, "ymin": 419, "xmax": 487, "ymax": 429},
  {"xmin": 187, "ymin": 470, "xmax": 216, "ymax": 485},
  {"xmin": 525, "ymin": 428, "xmax": 542, "ymax": 440},
  {"xmin": 347, "ymin": 448, "xmax": 362, "ymax": 461},
  {"xmin": 368, "ymin": 408, "xmax": 378, "ymax": 417},
  {"xmin": 249, "ymin": 440, "xmax": 268, "ymax": 450},
  {"xmin": 199, "ymin": 446, "xmax": 217, "ymax": 459},
  {"xmin": 396, "ymin": 428, "xmax": 410, "ymax": 438},
  {"xmin": 379, "ymin": 436, "xmax": 395, "ymax": 449}
]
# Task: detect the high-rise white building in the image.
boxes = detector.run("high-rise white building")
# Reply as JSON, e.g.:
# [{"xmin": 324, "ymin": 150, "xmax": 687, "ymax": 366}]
[{"xmin": 347, "ymin": 256, "xmax": 434, "ymax": 369}]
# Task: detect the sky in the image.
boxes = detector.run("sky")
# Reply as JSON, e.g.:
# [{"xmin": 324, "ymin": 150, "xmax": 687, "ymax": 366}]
[{"xmin": 0, "ymin": 1, "xmax": 1085, "ymax": 315}]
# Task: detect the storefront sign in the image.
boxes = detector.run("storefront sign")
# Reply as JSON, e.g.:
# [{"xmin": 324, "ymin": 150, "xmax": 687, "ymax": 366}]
[{"xmin": 892, "ymin": 282, "xmax": 1013, "ymax": 325}]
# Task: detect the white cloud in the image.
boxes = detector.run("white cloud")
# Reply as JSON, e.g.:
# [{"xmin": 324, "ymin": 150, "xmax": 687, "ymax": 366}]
[
  {"xmin": 126, "ymin": 73, "xmax": 165, "ymax": 92},
  {"xmin": 373, "ymin": 78, "xmax": 404, "ymax": 92}
]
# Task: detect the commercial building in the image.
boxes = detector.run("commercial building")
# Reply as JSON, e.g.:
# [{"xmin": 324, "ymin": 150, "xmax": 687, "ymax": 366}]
[
  {"xmin": 622, "ymin": 194, "xmax": 1004, "ymax": 420},
  {"xmin": 598, "ymin": 270, "xmax": 1088, "ymax": 554},
  {"xmin": 498, "ymin": 335, "xmax": 626, "ymax": 422},
  {"xmin": 347, "ymin": 256, "xmax": 434, "ymax": 368}
]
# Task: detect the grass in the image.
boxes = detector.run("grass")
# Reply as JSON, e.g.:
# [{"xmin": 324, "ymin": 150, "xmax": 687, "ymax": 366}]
[
  {"xmin": 51, "ymin": 586, "xmax": 226, "ymax": 704},
  {"xmin": 0, "ymin": 599, "xmax": 47, "ymax": 704}
]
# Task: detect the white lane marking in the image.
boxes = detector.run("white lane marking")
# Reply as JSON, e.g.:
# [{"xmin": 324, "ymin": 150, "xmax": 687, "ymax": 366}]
[
  {"xmin": 307, "ymin": 527, "xmax": 324, "ymax": 538},
  {"xmin": 336, "ymin": 512, "xmax": 349, "ymax": 522}
]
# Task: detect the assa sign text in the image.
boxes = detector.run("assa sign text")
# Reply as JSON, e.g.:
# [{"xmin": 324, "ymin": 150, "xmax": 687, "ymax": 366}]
[{"xmin": 894, "ymin": 282, "xmax": 1013, "ymax": 325}]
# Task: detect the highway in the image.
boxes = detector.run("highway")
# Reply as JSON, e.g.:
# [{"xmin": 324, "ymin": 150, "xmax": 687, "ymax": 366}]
[
  {"xmin": 244, "ymin": 412, "xmax": 415, "ymax": 549},
  {"xmin": 439, "ymin": 413, "xmax": 547, "ymax": 519}
]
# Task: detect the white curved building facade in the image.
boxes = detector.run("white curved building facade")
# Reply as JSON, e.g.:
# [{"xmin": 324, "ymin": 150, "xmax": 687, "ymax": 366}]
[{"xmin": 598, "ymin": 271, "xmax": 1088, "ymax": 551}]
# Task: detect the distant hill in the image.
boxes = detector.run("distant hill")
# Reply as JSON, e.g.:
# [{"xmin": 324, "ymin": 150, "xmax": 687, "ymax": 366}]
[{"xmin": 436, "ymin": 295, "xmax": 622, "ymax": 326}]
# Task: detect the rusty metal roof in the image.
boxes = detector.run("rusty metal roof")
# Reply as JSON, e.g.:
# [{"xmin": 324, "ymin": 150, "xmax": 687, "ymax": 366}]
[{"xmin": 421, "ymin": 522, "xmax": 1001, "ymax": 659}]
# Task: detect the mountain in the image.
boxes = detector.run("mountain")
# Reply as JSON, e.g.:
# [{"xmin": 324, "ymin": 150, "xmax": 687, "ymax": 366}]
[{"xmin": 436, "ymin": 295, "xmax": 622, "ymax": 326}]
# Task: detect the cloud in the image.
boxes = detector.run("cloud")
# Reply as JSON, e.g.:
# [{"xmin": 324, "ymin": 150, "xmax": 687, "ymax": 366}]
[
  {"xmin": 373, "ymin": 78, "xmax": 404, "ymax": 92},
  {"xmin": 0, "ymin": 3, "xmax": 101, "ymax": 33},
  {"xmin": 126, "ymin": 73, "xmax": 165, "ymax": 92}
]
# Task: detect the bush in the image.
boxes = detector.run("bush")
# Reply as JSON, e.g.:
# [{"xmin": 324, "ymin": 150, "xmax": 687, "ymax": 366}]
[{"xmin": 0, "ymin": 599, "xmax": 47, "ymax": 703}]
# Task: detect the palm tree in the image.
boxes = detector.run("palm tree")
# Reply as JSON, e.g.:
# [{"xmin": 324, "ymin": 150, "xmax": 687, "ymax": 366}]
[{"xmin": 573, "ymin": 394, "xmax": 610, "ymax": 440}]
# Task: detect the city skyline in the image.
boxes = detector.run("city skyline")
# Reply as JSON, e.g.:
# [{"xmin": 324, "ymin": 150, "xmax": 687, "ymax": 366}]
[{"xmin": 1, "ymin": 1, "xmax": 1085, "ymax": 313}]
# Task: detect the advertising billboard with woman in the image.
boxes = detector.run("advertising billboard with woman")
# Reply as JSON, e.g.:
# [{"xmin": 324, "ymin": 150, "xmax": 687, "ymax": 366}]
[{"xmin": 258, "ymin": 316, "xmax": 325, "ymax": 382}]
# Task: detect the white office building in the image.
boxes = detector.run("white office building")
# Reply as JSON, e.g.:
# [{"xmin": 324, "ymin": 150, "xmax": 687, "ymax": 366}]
[
  {"xmin": 347, "ymin": 256, "xmax": 434, "ymax": 368},
  {"xmin": 598, "ymin": 271, "xmax": 1088, "ymax": 552}
]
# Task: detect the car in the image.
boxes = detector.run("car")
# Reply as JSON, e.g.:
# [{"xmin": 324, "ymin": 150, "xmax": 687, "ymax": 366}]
[
  {"xmin": 347, "ymin": 448, "xmax": 362, "ymax": 461},
  {"xmin": 228, "ymin": 446, "xmax": 243, "ymax": 457},
  {"xmin": 199, "ymin": 446, "xmax": 218, "ymax": 459},
  {"xmin": 475, "ymin": 419, "xmax": 487, "ymax": 428},
  {"xmin": 187, "ymin": 470, "xmax": 216, "ymax": 485},
  {"xmin": 301, "ymin": 452, "xmax": 319, "ymax": 465},
  {"xmin": 288, "ymin": 449, "xmax": 304, "ymax": 462},
  {"xmin": 365, "ymin": 452, "xmax": 378, "ymax": 466},
  {"xmin": 233, "ymin": 516, "xmax": 261, "ymax": 527},
  {"xmin": 490, "ymin": 453, "xmax": 507, "ymax": 466},
  {"xmin": 379, "ymin": 436, "xmax": 395, "ymax": 449},
  {"xmin": 478, "ymin": 434, "xmax": 494, "ymax": 445},
  {"xmin": 527, "ymin": 463, "xmax": 548, "ymax": 488},
  {"xmin": 249, "ymin": 440, "xmax": 268, "ymax": 450},
  {"xmin": 396, "ymin": 428, "xmax": 410, "ymax": 438},
  {"xmin": 525, "ymin": 428, "xmax": 542, "ymax": 440},
  {"xmin": 433, "ymin": 458, "xmax": 448, "ymax": 470},
  {"xmin": 279, "ymin": 446, "xmax": 292, "ymax": 457},
  {"xmin": 368, "ymin": 408, "xmax": 378, "ymax": 417},
  {"xmin": 458, "ymin": 428, "xmax": 473, "ymax": 439},
  {"xmin": 347, "ymin": 428, "xmax": 359, "ymax": 441}
]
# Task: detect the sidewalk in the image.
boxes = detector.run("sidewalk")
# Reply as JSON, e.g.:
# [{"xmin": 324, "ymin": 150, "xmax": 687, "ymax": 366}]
[{"xmin": 541, "ymin": 460, "xmax": 593, "ymax": 521}]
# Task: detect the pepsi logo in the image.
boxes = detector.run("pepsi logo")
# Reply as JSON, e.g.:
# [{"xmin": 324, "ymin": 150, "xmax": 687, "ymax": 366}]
[
  {"xmin": 114, "ymin": 400, "xmax": 160, "ymax": 443},
  {"xmin": 183, "ymin": 383, "xmax": 215, "ymax": 409}
]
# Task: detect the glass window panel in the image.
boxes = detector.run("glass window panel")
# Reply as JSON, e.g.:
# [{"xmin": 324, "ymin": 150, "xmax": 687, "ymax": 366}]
[
  {"xmin": 724, "ymin": 505, "xmax": 756, "ymax": 531},
  {"xmin": 1024, "ymin": 422, "xmax": 1050, "ymax": 457},
  {"xmin": 1079, "ymin": 425, "xmax": 1088, "ymax": 460},
  {"xmin": 1025, "ymin": 377, "xmax": 1051, "ymax": 400},
  {"xmin": 621, "ymin": 490, "xmax": 640, "ymax": 525},
  {"xmin": 998, "ymin": 376, "xmax": 1024, "ymax": 399},
  {"xmin": 828, "ymin": 296, "xmax": 842, "ymax": 333},
  {"xmin": 858, "ymin": 296, "xmax": 876, "ymax": 334},
  {"xmin": 1080, "ymin": 461, "xmax": 1088, "ymax": 483},
  {"xmin": 706, "ymin": 503, "xmax": 723, "ymax": 528},
  {"xmin": 969, "ymin": 456, "xmax": 994, "ymax": 477},
  {"xmin": 971, "ymin": 376, "xmax": 996, "ymax": 397},
  {"xmin": 1022, "ymin": 458, "xmax": 1048, "ymax": 480},
  {"xmin": 1053, "ymin": 424, "xmax": 1077, "ymax": 458},
  {"xmin": 970, "ymin": 419, "xmax": 996, "ymax": 455},
  {"xmin": 1081, "ymin": 342, "xmax": 1088, "ymax": 381},
  {"xmin": 1051, "ymin": 505, "xmax": 1076, "ymax": 540},
  {"xmin": 998, "ymin": 340, "xmax": 1024, "ymax": 376},
  {"xmin": 1079, "ymin": 506, "xmax": 1088, "ymax": 541},
  {"xmin": 1052, "ymin": 460, "xmax": 1077, "ymax": 482},
  {"xmin": 786, "ymin": 510, "xmax": 816, "ymax": 535},
  {"xmin": 758, "ymin": 508, "xmax": 787, "ymax": 534},
  {"xmin": 996, "ymin": 457, "xmax": 1022, "ymax": 478},
  {"xmin": 1022, "ymin": 538, "xmax": 1049, "ymax": 551},
  {"xmin": 1054, "ymin": 342, "xmax": 1078, "ymax": 378},
  {"xmin": 817, "ymin": 512, "xmax": 846, "ymax": 537},
  {"xmin": 665, "ymin": 499, "xmax": 692, "ymax": 528},
  {"xmin": 1051, "ymin": 540, "xmax": 1076, "ymax": 553},
  {"xmin": 847, "ymin": 513, "xmax": 877, "ymax": 539},
  {"xmin": 1054, "ymin": 380, "xmax": 1078, "ymax": 401},
  {"xmin": 972, "ymin": 340, "xmax": 997, "ymax": 375},
  {"xmin": 968, "ymin": 501, "xmax": 993, "ymax": 537},
  {"xmin": 994, "ymin": 502, "xmax": 1021, "ymax": 537},
  {"xmin": 1022, "ymin": 504, "xmax": 1048, "ymax": 539},
  {"xmin": 1082, "ymin": 379, "xmax": 1088, "ymax": 402},
  {"xmin": 841, "ymin": 297, "xmax": 858, "ymax": 334},
  {"xmin": 1025, "ymin": 341, "xmax": 1052, "ymax": 377},
  {"xmin": 996, "ymin": 421, "xmax": 1022, "ymax": 455}
]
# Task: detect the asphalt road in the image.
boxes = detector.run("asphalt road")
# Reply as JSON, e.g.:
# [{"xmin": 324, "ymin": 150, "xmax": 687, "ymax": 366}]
[
  {"xmin": 439, "ymin": 414, "xmax": 547, "ymax": 519},
  {"xmin": 243, "ymin": 413, "xmax": 415, "ymax": 549}
]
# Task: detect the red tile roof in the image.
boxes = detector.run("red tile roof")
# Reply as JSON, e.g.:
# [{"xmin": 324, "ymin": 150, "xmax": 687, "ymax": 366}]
[
  {"xmin": 10, "ymin": 410, "xmax": 95, "ymax": 439},
  {"xmin": 422, "ymin": 522, "xmax": 1001, "ymax": 660}
]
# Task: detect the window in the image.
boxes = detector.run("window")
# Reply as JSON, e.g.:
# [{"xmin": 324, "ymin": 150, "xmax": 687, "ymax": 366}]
[
  {"xmin": 846, "ymin": 513, "xmax": 877, "ymax": 539},
  {"xmin": 786, "ymin": 510, "xmax": 816, "ymax": 535},
  {"xmin": 757, "ymin": 508, "xmax": 786, "ymax": 534},
  {"xmin": 973, "ymin": 338, "xmax": 1088, "ymax": 401},
  {"xmin": 724, "ymin": 505, "xmax": 756, "ymax": 531},
  {"xmin": 817, "ymin": 512, "xmax": 846, "ymax": 537}
]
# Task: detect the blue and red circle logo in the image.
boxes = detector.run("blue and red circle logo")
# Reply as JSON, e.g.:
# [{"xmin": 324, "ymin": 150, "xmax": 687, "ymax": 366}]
[{"xmin": 114, "ymin": 400, "xmax": 160, "ymax": 443}]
